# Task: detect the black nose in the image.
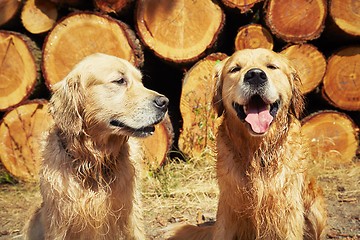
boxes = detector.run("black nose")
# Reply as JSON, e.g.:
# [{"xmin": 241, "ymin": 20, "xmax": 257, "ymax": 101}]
[
  {"xmin": 244, "ymin": 68, "xmax": 267, "ymax": 85},
  {"xmin": 154, "ymin": 95, "xmax": 169, "ymax": 110}
]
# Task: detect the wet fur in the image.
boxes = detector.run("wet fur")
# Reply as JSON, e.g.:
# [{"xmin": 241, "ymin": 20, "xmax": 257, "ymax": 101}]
[
  {"xmin": 169, "ymin": 49, "xmax": 326, "ymax": 240},
  {"xmin": 24, "ymin": 53, "xmax": 168, "ymax": 240}
]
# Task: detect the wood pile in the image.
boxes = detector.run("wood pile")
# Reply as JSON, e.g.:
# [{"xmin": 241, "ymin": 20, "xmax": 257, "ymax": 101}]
[{"xmin": 0, "ymin": 0, "xmax": 359, "ymax": 180}]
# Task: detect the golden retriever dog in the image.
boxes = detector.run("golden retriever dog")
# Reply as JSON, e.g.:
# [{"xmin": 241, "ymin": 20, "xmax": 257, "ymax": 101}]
[
  {"xmin": 169, "ymin": 48, "xmax": 326, "ymax": 240},
  {"xmin": 24, "ymin": 53, "xmax": 169, "ymax": 240}
]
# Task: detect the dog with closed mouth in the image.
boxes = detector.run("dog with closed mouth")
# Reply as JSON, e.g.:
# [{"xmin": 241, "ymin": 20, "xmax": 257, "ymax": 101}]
[
  {"xmin": 24, "ymin": 53, "xmax": 169, "ymax": 240},
  {"xmin": 169, "ymin": 48, "xmax": 326, "ymax": 240}
]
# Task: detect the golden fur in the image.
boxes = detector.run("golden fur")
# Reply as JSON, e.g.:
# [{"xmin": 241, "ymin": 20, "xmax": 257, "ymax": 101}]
[
  {"xmin": 24, "ymin": 53, "xmax": 169, "ymax": 240},
  {"xmin": 169, "ymin": 48, "xmax": 326, "ymax": 240}
]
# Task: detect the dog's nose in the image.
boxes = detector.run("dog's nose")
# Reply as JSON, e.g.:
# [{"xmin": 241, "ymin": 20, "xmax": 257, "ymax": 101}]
[
  {"xmin": 154, "ymin": 95, "xmax": 169, "ymax": 110},
  {"xmin": 244, "ymin": 68, "xmax": 267, "ymax": 85}
]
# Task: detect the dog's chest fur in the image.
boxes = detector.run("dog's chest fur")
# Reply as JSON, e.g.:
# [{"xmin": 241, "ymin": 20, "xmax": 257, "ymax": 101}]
[
  {"xmin": 216, "ymin": 119, "xmax": 306, "ymax": 238},
  {"xmin": 39, "ymin": 131, "xmax": 142, "ymax": 239}
]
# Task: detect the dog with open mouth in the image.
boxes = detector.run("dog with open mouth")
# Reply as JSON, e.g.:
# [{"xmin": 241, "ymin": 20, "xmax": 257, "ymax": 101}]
[
  {"xmin": 169, "ymin": 48, "xmax": 326, "ymax": 240},
  {"xmin": 24, "ymin": 53, "xmax": 169, "ymax": 240}
]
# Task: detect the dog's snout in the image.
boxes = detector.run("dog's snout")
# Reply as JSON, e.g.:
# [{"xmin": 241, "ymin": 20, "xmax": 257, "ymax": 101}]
[
  {"xmin": 244, "ymin": 68, "xmax": 267, "ymax": 85},
  {"xmin": 154, "ymin": 95, "xmax": 169, "ymax": 110}
]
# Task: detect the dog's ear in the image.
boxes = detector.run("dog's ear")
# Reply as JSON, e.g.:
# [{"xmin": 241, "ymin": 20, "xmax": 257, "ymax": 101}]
[
  {"xmin": 49, "ymin": 73, "xmax": 84, "ymax": 136},
  {"xmin": 289, "ymin": 70, "xmax": 305, "ymax": 118},
  {"xmin": 212, "ymin": 57, "xmax": 229, "ymax": 116}
]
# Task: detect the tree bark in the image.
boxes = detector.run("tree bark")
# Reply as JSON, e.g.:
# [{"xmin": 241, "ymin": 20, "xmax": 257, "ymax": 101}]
[
  {"xmin": 141, "ymin": 115, "xmax": 173, "ymax": 169},
  {"xmin": 42, "ymin": 12, "xmax": 144, "ymax": 90},
  {"xmin": 21, "ymin": 0, "xmax": 58, "ymax": 34},
  {"xmin": 0, "ymin": 100, "xmax": 53, "ymax": 181},
  {"xmin": 301, "ymin": 110, "xmax": 359, "ymax": 165},
  {"xmin": 322, "ymin": 46, "xmax": 360, "ymax": 111},
  {"xmin": 0, "ymin": 0, "xmax": 22, "ymax": 27},
  {"xmin": 135, "ymin": 0, "xmax": 225, "ymax": 64},
  {"xmin": 281, "ymin": 44, "xmax": 326, "ymax": 94},
  {"xmin": 0, "ymin": 31, "xmax": 41, "ymax": 111},
  {"xmin": 179, "ymin": 53, "xmax": 227, "ymax": 158},
  {"xmin": 265, "ymin": 0, "xmax": 327, "ymax": 43},
  {"xmin": 329, "ymin": 0, "xmax": 360, "ymax": 37},
  {"xmin": 221, "ymin": 0, "xmax": 264, "ymax": 13},
  {"xmin": 234, "ymin": 23, "xmax": 273, "ymax": 51}
]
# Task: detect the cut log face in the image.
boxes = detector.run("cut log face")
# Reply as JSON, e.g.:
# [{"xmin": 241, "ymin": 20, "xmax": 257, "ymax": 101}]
[
  {"xmin": 0, "ymin": 100, "xmax": 53, "ymax": 181},
  {"xmin": 141, "ymin": 115, "xmax": 173, "ymax": 169},
  {"xmin": 179, "ymin": 53, "xmax": 227, "ymax": 157},
  {"xmin": 322, "ymin": 46, "xmax": 360, "ymax": 111},
  {"xmin": 301, "ymin": 111, "xmax": 359, "ymax": 164},
  {"xmin": 281, "ymin": 44, "xmax": 326, "ymax": 94},
  {"xmin": 21, "ymin": 0, "xmax": 58, "ymax": 34},
  {"xmin": 265, "ymin": 0, "xmax": 327, "ymax": 43},
  {"xmin": 0, "ymin": 0, "xmax": 22, "ymax": 27},
  {"xmin": 329, "ymin": 0, "xmax": 360, "ymax": 36},
  {"xmin": 135, "ymin": 0, "xmax": 225, "ymax": 64},
  {"xmin": 0, "ymin": 31, "xmax": 40, "ymax": 111},
  {"xmin": 221, "ymin": 0, "xmax": 264, "ymax": 13},
  {"xmin": 42, "ymin": 12, "xmax": 143, "ymax": 90},
  {"xmin": 235, "ymin": 24, "xmax": 273, "ymax": 51}
]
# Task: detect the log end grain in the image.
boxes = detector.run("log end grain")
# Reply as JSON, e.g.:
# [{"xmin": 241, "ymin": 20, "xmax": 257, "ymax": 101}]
[
  {"xmin": 135, "ymin": 0, "xmax": 225, "ymax": 64},
  {"xmin": 234, "ymin": 24, "xmax": 273, "ymax": 51},
  {"xmin": 141, "ymin": 115, "xmax": 173, "ymax": 169},
  {"xmin": 322, "ymin": 46, "xmax": 360, "ymax": 111},
  {"xmin": 265, "ymin": 0, "xmax": 327, "ymax": 43},
  {"xmin": 42, "ymin": 12, "xmax": 143, "ymax": 90},
  {"xmin": 301, "ymin": 110, "xmax": 359, "ymax": 165},
  {"xmin": 0, "ymin": 100, "xmax": 53, "ymax": 181},
  {"xmin": 221, "ymin": 0, "xmax": 264, "ymax": 13},
  {"xmin": 0, "ymin": 0, "xmax": 22, "ymax": 27},
  {"xmin": 21, "ymin": 0, "xmax": 58, "ymax": 34},
  {"xmin": 281, "ymin": 44, "xmax": 326, "ymax": 94},
  {"xmin": 94, "ymin": 0, "xmax": 133, "ymax": 13},
  {"xmin": 330, "ymin": 0, "xmax": 360, "ymax": 37},
  {"xmin": 179, "ymin": 53, "xmax": 227, "ymax": 157},
  {"xmin": 0, "ymin": 31, "xmax": 41, "ymax": 111}
]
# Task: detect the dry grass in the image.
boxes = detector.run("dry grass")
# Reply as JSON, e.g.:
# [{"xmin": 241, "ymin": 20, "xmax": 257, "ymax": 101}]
[
  {"xmin": 142, "ymin": 148, "xmax": 219, "ymax": 239},
  {"xmin": 1, "ymin": 146, "xmax": 359, "ymax": 239},
  {"xmin": 140, "ymin": 146, "xmax": 360, "ymax": 239}
]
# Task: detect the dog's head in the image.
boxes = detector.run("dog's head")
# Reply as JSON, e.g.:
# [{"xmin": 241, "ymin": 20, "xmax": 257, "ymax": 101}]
[
  {"xmin": 50, "ymin": 53, "xmax": 169, "ymax": 138},
  {"xmin": 213, "ymin": 48, "xmax": 303, "ymax": 136}
]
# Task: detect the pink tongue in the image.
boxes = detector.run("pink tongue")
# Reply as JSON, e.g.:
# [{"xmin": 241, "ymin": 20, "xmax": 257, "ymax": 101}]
[{"xmin": 245, "ymin": 104, "xmax": 273, "ymax": 134}]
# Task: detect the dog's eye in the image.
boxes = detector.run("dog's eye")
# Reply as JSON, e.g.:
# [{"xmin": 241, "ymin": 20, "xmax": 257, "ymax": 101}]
[
  {"xmin": 267, "ymin": 64, "xmax": 278, "ymax": 70},
  {"xmin": 113, "ymin": 78, "xmax": 127, "ymax": 85},
  {"xmin": 229, "ymin": 66, "xmax": 241, "ymax": 73}
]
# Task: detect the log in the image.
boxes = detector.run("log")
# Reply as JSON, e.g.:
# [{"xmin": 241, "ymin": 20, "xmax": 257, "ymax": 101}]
[
  {"xmin": 141, "ymin": 115, "xmax": 173, "ymax": 169},
  {"xmin": 0, "ymin": 100, "xmax": 53, "ymax": 181},
  {"xmin": 94, "ymin": 0, "xmax": 133, "ymax": 14},
  {"xmin": 301, "ymin": 110, "xmax": 359, "ymax": 165},
  {"xmin": 329, "ymin": 0, "xmax": 360, "ymax": 37},
  {"xmin": 234, "ymin": 24, "xmax": 273, "ymax": 51},
  {"xmin": 322, "ymin": 46, "xmax": 360, "ymax": 111},
  {"xmin": 265, "ymin": 0, "xmax": 327, "ymax": 43},
  {"xmin": 42, "ymin": 12, "xmax": 144, "ymax": 90},
  {"xmin": 221, "ymin": 0, "xmax": 264, "ymax": 13},
  {"xmin": 179, "ymin": 53, "xmax": 227, "ymax": 158},
  {"xmin": 21, "ymin": 0, "xmax": 58, "ymax": 34},
  {"xmin": 0, "ymin": 31, "xmax": 41, "ymax": 111},
  {"xmin": 0, "ymin": 0, "xmax": 22, "ymax": 27},
  {"xmin": 281, "ymin": 44, "xmax": 326, "ymax": 94},
  {"xmin": 135, "ymin": 0, "xmax": 225, "ymax": 64}
]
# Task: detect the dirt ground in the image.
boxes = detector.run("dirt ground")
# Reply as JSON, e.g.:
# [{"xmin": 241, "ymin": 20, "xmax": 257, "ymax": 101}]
[{"xmin": 0, "ymin": 156, "xmax": 359, "ymax": 240}]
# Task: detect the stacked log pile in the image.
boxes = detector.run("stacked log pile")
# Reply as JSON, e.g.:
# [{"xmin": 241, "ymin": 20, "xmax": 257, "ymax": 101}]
[{"xmin": 0, "ymin": 0, "xmax": 359, "ymax": 180}]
